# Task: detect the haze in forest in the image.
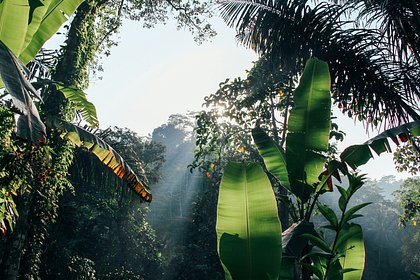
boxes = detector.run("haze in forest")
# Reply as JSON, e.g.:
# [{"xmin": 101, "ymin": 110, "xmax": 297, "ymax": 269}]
[{"xmin": 84, "ymin": 18, "xmax": 411, "ymax": 181}]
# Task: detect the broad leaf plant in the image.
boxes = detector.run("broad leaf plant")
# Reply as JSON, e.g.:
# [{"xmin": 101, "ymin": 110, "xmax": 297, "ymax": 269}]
[
  {"xmin": 0, "ymin": 0, "xmax": 152, "ymax": 235},
  {"xmin": 216, "ymin": 58, "xmax": 420, "ymax": 280}
]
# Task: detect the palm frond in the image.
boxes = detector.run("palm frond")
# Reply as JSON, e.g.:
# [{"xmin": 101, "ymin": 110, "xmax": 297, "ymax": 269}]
[
  {"xmin": 218, "ymin": 0, "xmax": 420, "ymax": 126},
  {"xmin": 347, "ymin": 0, "xmax": 420, "ymax": 63}
]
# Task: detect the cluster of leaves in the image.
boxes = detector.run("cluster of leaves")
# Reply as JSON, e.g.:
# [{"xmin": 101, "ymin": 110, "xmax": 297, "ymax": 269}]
[
  {"xmin": 315, "ymin": 177, "xmax": 412, "ymax": 280},
  {"xmin": 38, "ymin": 127, "xmax": 166, "ymax": 279},
  {"xmin": 0, "ymin": 104, "xmax": 31, "ymax": 234},
  {"xmin": 301, "ymin": 174, "xmax": 368, "ymax": 280},
  {"xmin": 393, "ymin": 177, "xmax": 420, "ymax": 226},
  {"xmin": 124, "ymin": 0, "xmax": 216, "ymax": 42},
  {"xmin": 394, "ymin": 137, "xmax": 420, "ymax": 175},
  {"xmin": 191, "ymin": 58, "xmax": 294, "ymax": 181}
]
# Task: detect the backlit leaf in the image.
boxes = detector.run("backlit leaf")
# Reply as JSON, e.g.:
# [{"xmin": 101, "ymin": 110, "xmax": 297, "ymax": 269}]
[
  {"xmin": 216, "ymin": 162, "xmax": 282, "ymax": 280},
  {"xmin": 252, "ymin": 127, "xmax": 291, "ymax": 192},
  {"xmin": 46, "ymin": 117, "xmax": 152, "ymax": 202},
  {"xmin": 19, "ymin": 0, "xmax": 85, "ymax": 64},
  {"xmin": 337, "ymin": 224, "xmax": 365, "ymax": 280},
  {"xmin": 286, "ymin": 58, "xmax": 331, "ymax": 202}
]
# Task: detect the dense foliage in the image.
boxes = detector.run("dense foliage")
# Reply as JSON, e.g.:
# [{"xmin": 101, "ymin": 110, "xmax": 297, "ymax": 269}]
[
  {"xmin": 0, "ymin": 0, "xmax": 419, "ymax": 279},
  {"xmin": 39, "ymin": 127, "xmax": 166, "ymax": 279}
]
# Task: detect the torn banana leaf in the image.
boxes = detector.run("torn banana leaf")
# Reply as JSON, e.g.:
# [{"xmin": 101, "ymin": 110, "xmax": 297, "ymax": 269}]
[
  {"xmin": 47, "ymin": 117, "xmax": 152, "ymax": 202},
  {"xmin": 341, "ymin": 120, "xmax": 420, "ymax": 169}
]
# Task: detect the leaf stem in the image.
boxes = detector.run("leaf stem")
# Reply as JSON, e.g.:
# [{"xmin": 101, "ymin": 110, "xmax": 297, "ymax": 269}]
[
  {"xmin": 323, "ymin": 183, "xmax": 353, "ymax": 279},
  {"xmin": 305, "ymin": 192, "xmax": 320, "ymax": 221}
]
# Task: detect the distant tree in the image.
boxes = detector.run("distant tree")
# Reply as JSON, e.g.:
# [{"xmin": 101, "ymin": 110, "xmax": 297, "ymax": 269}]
[
  {"xmin": 149, "ymin": 114, "xmax": 211, "ymax": 280},
  {"xmin": 394, "ymin": 177, "xmax": 420, "ymax": 226},
  {"xmin": 394, "ymin": 138, "xmax": 420, "ymax": 175},
  {"xmin": 401, "ymin": 227, "xmax": 420, "ymax": 277},
  {"xmin": 172, "ymin": 189, "xmax": 224, "ymax": 280}
]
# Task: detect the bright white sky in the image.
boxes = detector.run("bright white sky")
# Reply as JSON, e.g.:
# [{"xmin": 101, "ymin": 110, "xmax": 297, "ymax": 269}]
[{"xmin": 83, "ymin": 17, "xmax": 410, "ymax": 181}]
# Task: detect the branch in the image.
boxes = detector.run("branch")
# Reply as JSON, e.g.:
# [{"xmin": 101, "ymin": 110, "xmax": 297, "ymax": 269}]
[
  {"xmin": 165, "ymin": 0, "xmax": 203, "ymax": 31},
  {"xmin": 97, "ymin": 0, "xmax": 125, "ymax": 49}
]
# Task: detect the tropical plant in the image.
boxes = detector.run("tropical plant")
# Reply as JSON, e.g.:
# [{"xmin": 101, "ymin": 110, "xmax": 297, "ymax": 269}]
[
  {"xmin": 393, "ymin": 137, "xmax": 420, "ymax": 175},
  {"xmin": 191, "ymin": 57, "xmax": 292, "ymax": 181},
  {"xmin": 38, "ymin": 127, "xmax": 166, "ymax": 279},
  {"xmin": 217, "ymin": 162, "xmax": 282, "ymax": 280},
  {"xmin": 217, "ymin": 0, "xmax": 420, "ymax": 126},
  {"xmin": 0, "ymin": 0, "xmax": 216, "ymax": 278},
  {"xmin": 0, "ymin": 40, "xmax": 152, "ymax": 236},
  {"xmin": 215, "ymin": 58, "xmax": 420, "ymax": 279}
]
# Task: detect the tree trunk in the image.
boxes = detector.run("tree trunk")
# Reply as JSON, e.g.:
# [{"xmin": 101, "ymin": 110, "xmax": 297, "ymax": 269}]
[{"xmin": 0, "ymin": 192, "xmax": 34, "ymax": 280}]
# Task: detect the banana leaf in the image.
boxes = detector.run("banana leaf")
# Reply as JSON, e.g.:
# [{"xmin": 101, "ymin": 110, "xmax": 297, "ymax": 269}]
[
  {"xmin": 19, "ymin": 0, "xmax": 85, "ymax": 64},
  {"xmin": 46, "ymin": 117, "xmax": 152, "ymax": 202},
  {"xmin": 252, "ymin": 127, "xmax": 291, "ymax": 192},
  {"xmin": 0, "ymin": 40, "xmax": 46, "ymax": 144},
  {"xmin": 216, "ymin": 162, "xmax": 282, "ymax": 280},
  {"xmin": 336, "ymin": 224, "xmax": 365, "ymax": 280},
  {"xmin": 21, "ymin": 0, "xmax": 52, "ymax": 57},
  {"xmin": 0, "ymin": 0, "xmax": 31, "ymax": 55},
  {"xmin": 0, "ymin": 0, "xmax": 84, "ymax": 89},
  {"xmin": 55, "ymin": 83, "xmax": 99, "ymax": 128},
  {"xmin": 286, "ymin": 58, "xmax": 331, "ymax": 202},
  {"xmin": 340, "ymin": 120, "xmax": 420, "ymax": 170}
]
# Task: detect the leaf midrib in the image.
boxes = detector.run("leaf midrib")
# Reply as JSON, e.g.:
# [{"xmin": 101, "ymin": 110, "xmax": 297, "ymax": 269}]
[
  {"xmin": 300, "ymin": 60, "xmax": 317, "ymax": 181},
  {"xmin": 244, "ymin": 164, "xmax": 252, "ymax": 279}
]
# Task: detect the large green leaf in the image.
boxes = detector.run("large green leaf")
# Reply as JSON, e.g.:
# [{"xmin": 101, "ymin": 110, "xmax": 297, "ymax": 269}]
[
  {"xmin": 286, "ymin": 58, "xmax": 331, "ymax": 202},
  {"xmin": 0, "ymin": 40, "xmax": 46, "ymax": 144},
  {"xmin": 21, "ymin": 0, "xmax": 53, "ymax": 55},
  {"xmin": 46, "ymin": 117, "xmax": 152, "ymax": 202},
  {"xmin": 340, "ymin": 121, "xmax": 420, "ymax": 170},
  {"xmin": 336, "ymin": 224, "xmax": 365, "ymax": 280},
  {"xmin": 216, "ymin": 162, "xmax": 282, "ymax": 280},
  {"xmin": 0, "ymin": 0, "xmax": 84, "ymax": 89},
  {"xmin": 252, "ymin": 127, "xmax": 291, "ymax": 192},
  {"xmin": 0, "ymin": 0, "xmax": 30, "ymax": 55},
  {"xmin": 55, "ymin": 83, "xmax": 99, "ymax": 128},
  {"xmin": 19, "ymin": 0, "xmax": 85, "ymax": 64}
]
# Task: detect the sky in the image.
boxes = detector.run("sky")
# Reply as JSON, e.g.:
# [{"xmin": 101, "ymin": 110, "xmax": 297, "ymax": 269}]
[{"xmin": 82, "ymin": 16, "xmax": 411, "ymax": 181}]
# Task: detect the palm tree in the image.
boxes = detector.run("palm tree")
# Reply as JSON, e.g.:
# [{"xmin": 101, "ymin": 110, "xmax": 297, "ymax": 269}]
[{"xmin": 217, "ymin": 0, "xmax": 420, "ymax": 127}]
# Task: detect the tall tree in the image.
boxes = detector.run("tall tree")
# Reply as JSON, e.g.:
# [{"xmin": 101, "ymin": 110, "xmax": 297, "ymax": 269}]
[{"xmin": 0, "ymin": 1, "xmax": 215, "ymax": 279}]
